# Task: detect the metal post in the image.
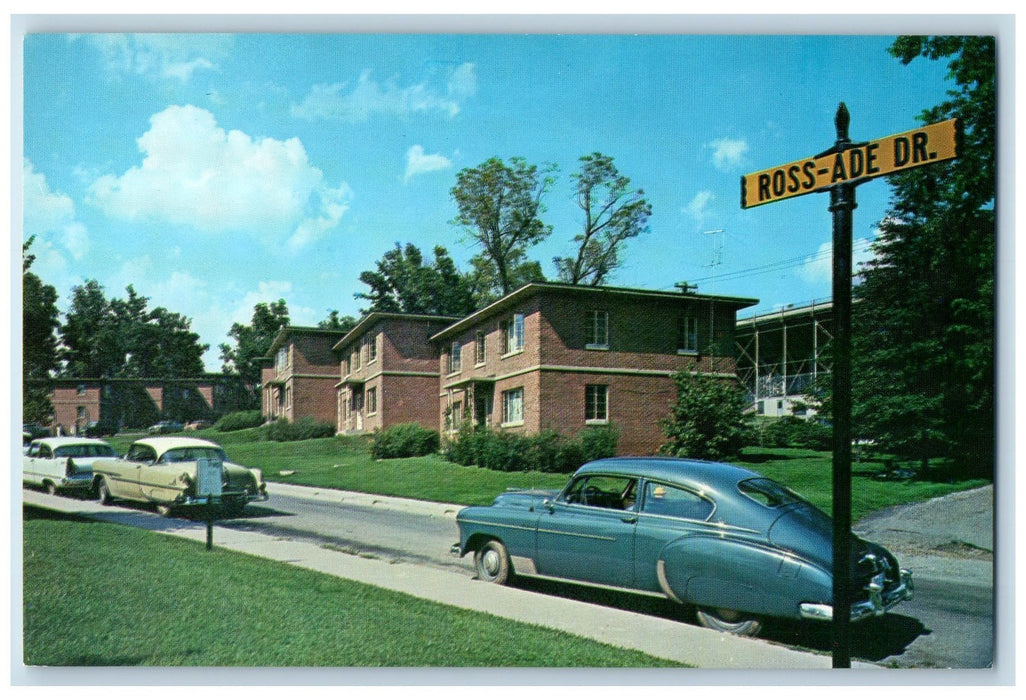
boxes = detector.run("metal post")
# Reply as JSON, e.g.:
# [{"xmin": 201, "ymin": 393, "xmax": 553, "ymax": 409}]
[
  {"xmin": 206, "ymin": 504, "xmax": 214, "ymax": 551},
  {"xmin": 829, "ymin": 103, "xmax": 856, "ymax": 669}
]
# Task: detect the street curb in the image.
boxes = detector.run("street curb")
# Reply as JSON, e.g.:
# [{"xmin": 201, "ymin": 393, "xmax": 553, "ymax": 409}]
[{"xmin": 265, "ymin": 480, "xmax": 464, "ymax": 520}]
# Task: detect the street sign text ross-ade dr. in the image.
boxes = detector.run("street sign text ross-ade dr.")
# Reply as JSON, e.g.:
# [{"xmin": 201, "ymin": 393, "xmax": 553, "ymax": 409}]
[{"xmin": 741, "ymin": 118, "xmax": 960, "ymax": 209}]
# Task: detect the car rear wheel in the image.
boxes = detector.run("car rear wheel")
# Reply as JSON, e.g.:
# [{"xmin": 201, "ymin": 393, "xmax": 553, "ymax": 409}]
[
  {"xmin": 155, "ymin": 503, "xmax": 173, "ymax": 517},
  {"xmin": 474, "ymin": 540, "xmax": 512, "ymax": 585},
  {"xmin": 97, "ymin": 478, "xmax": 113, "ymax": 505},
  {"xmin": 695, "ymin": 607, "xmax": 763, "ymax": 636},
  {"xmin": 44, "ymin": 481, "xmax": 57, "ymax": 496}
]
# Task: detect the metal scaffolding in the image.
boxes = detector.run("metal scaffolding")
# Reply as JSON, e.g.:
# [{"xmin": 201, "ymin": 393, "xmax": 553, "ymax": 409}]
[{"xmin": 735, "ymin": 299, "xmax": 833, "ymax": 415}]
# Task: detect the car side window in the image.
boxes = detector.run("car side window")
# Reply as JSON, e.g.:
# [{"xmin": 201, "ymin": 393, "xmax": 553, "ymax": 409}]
[
  {"xmin": 561, "ymin": 475, "xmax": 637, "ymax": 511},
  {"xmin": 642, "ymin": 482, "xmax": 714, "ymax": 521},
  {"xmin": 39, "ymin": 446, "xmax": 53, "ymax": 459},
  {"xmin": 126, "ymin": 445, "xmax": 156, "ymax": 462},
  {"xmin": 28, "ymin": 443, "xmax": 41, "ymax": 458}
]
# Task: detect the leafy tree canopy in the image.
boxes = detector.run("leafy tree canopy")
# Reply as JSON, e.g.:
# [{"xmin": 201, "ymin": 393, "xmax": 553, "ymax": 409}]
[
  {"xmin": 219, "ymin": 299, "xmax": 290, "ymax": 387},
  {"xmin": 450, "ymin": 156, "xmax": 556, "ymax": 298},
  {"xmin": 356, "ymin": 243, "xmax": 478, "ymax": 317},
  {"xmin": 555, "ymin": 152, "xmax": 652, "ymax": 286}
]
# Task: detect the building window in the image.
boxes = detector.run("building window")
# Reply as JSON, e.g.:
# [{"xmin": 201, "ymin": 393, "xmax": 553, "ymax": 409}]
[
  {"xmin": 501, "ymin": 314, "xmax": 525, "ymax": 355},
  {"xmin": 585, "ymin": 384, "xmax": 608, "ymax": 423},
  {"xmin": 353, "ymin": 346, "xmax": 361, "ymax": 371},
  {"xmin": 586, "ymin": 310, "xmax": 609, "ymax": 349},
  {"xmin": 367, "ymin": 334, "xmax": 378, "ymax": 363},
  {"xmin": 275, "ymin": 346, "xmax": 289, "ymax": 372},
  {"xmin": 77, "ymin": 384, "xmax": 86, "ymax": 396},
  {"xmin": 449, "ymin": 340, "xmax": 462, "ymax": 374},
  {"xmin": 502, "ymin": 387, "xmax": 524, "ymax": 425},
  {"xmin": 367, "ymin": 388, "xmax": 378, "ymax": 415},
  {"xmin": 345, "ymin": 355, "xmax": 351, "ymax": 376},
  {"xmin": 677, "ymin": 315, "xmax": 698, "ymax": 354},
  {"xmin": 475, "ymin": 331, "xmax": 486, "ymax": 365}
]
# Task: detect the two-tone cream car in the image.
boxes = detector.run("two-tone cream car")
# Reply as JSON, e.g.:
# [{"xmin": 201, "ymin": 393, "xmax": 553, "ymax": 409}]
[
  {"xmin": 92, "ymin": 436, "xmax": 267, "ymax": 516},
  {"xmin": 23, "ymin": 436, "xmax": 116, "ymax": 495}
]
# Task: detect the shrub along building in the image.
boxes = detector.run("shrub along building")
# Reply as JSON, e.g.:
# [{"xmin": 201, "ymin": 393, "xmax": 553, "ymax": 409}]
[
  {"xmin": 262, "ymin": 326, "xmax": 347, "ymax": 426},
  {"xmin": 334, "ymin": 313, "xmax": 459, "ymax": 435},
  {"xmin": 431, "ymin": 283, "xmax": 757, "ymax": 456}
]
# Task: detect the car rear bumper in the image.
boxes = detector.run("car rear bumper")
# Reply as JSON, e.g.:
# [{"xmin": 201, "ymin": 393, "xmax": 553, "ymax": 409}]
[{"xmin": 799, "ymin": 568, "xmax": 914, "ymax": 622}]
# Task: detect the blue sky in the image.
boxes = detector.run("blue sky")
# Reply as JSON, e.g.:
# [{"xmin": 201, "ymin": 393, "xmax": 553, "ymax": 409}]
[{"xmin": 21, "ymin": 30, "xmax": 957, "ymax": 371}]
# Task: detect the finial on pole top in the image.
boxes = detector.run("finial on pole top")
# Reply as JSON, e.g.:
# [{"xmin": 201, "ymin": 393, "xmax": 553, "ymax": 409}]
[{"xmin": 835, "ymin": 102, "xmax": 850, "ymax": 141}]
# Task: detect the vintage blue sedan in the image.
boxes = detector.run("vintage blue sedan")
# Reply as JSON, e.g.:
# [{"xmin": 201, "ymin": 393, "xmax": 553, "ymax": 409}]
[{"xmin": 452, "ymin": 457, "xmax": 913, "ymax": 636}]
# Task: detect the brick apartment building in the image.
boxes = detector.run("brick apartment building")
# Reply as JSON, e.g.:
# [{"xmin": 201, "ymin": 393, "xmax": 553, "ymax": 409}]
[
  {"xmin": 431, "ymin": 283, "xmax": 757, "ymax": 455},
  {"xmin": 47, "ymin": 375, "xmax": 249, "ymax": 435},
  {"xmin": 334, "ymin": 313, "xmax": 458, "ymax": 434},
  {"xmin": 262, "ymin": 326, "xmax": 346, "ymax": 425}
]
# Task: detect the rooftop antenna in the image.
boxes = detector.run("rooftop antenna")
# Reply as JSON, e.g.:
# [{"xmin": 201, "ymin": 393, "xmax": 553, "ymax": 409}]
[{"xmin": 704, "ymin": 229, "xmax": 726, "ymax": 292}]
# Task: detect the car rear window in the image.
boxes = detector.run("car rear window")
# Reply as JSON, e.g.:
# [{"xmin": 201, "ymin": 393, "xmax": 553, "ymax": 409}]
[
  {"xmin": 54, "ymin": 444, "xmax": 116, "ymax": 458},
  {"xmin": 738, "ymin": 478, "xmax": 809, "ymax": 509}
]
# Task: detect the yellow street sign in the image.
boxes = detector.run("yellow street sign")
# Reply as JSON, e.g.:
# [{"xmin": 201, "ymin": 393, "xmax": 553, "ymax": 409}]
[{"xmin": 741, "ymin": 118, "xmax": 960, "ymax": 209}]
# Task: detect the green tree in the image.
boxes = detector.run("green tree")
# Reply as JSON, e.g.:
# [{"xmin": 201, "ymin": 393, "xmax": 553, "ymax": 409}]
[
  {"xmin": 356, "ymin": 243, "xmax": 478, "ymax": 316},
  {"xmin": 59, "ymin": 281, "xmax": 208, "ymax": 380},
  {"xmin": 852, "ymin": 37, "xmax": 995, "ymax": 477},
  {"xmin": 450, "ymin": 157, "xmax": 556, "ymax": 299},
  {"xmin": 660, "ymin": 372, "xmax": 750, "ymax": 461},
  {"xmin": 22, "ymin": 237, "xmax": 60, "ymax": 423},
  {"xmin": 554, "ymin": 152, "xmax": 652, "ymax": 286},
  {"xmin": 318, "ymin": 310, "xmax": 359, "ymax": 334},
  {"xmin": 219, "ymin": 300, "xmax": 290, "ymax": 388}
]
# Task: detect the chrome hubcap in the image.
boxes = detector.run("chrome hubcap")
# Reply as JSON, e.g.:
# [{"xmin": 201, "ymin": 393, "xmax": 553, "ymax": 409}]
[{"xmin": 482, "ymin": 549, "xmax": 501, "ymax": 576}]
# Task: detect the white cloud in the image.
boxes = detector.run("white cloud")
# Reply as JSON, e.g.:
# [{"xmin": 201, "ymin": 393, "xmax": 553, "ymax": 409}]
[
  {"xmin": 404, "ymin": 145, "xmax": 453, "ymax": 183},
  {"xmin": 87, "ymin": 105, "xmax": 351, "ymax": 249},
  {"xmin": 83, "ymin": 33, "xmax": 227, "ymax": 83},
  {"xmin": 23, "ymin": 159, "xmax": 90, "ymax": 262},
  {"xmin": 800, "ymin": 238, "xmax": 876, "ymax": 284},
  {"xmin": 684, "ymin": 190, "xmax": 716, "ymax": 225},
  {"xmin": 708, "ymin": 137, "xmax": 749, "ymax": 172},
  {"xmin": 292, "ymin": 63, "xmax": 477, "ymax": 122}
]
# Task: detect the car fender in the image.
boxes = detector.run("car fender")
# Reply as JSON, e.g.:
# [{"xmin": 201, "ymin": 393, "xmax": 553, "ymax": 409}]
[{"xmin": 657, "ymin": 532, "xmax": 831, "ymax": 620}]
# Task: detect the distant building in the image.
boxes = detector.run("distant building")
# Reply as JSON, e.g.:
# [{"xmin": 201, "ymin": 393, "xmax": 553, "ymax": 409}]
[
  {"xmin": 734, "ymin": 299, "xmax": 834, "ymax": 417},
  {"xmin": 46, "ymin": 375, "xmax": 250, "ymax": 435},
  {"xmin": 431, "ymin": 283, "xmax": 757, "ymax": 456},
  {"xmin": 263, "ymin": 326, "xmax": 347, "ymax": 425},
  {"xmin": 334, "ymin": 313, "xmax": 459, "ymax": 435}
]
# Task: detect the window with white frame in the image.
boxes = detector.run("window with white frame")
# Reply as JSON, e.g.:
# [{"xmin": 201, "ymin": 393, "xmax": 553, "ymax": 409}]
[
  {"xmin": 367, "ymin": 334, "xmax": 377, "ymax": 363},
  {"xmin": 367, "ymin": 387, "xmax": 378, "ymax": 415},
  {"xmin": 585, "ymin": 384, "xmax": 608, "ymax": 423},
  {"xmin": 449, "ymin": 340, "xmax": 462, "ymax": 374},
  {"xmin": 475, "ymin": 331, "xmax": 486, "ymax": 365},
  {"xmin": 586, "ymin": 310, "xmax": 609, "ymax": 349},
  {"xmin": 501, "ymin": 314, "xmax": 525, "ymax": 355},
  {"xmin": 353, "ymin": 345, "xmax": 361, "ymax": 370},
  {"xmin": 502, "ymin": 387, "xmax": 524, "ymax": 425},
  {"xmin": 677, "ymin": 315, "xmax": 698, "ymax": 354},
  {"xmin": 275, "ymin": 346, "xmax": 289, "ymax": 372}
]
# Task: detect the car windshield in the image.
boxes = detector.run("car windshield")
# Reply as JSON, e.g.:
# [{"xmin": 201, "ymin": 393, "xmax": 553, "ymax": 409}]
[
  {"xmin": 159, "ymin": 447, "xmax": 228, "ymax": 463},
  {"xmin": 53, "ymin": 444, "xmax": 116, "ymax": 458},
  {"xmin": 738, "ymin": 478, "xmax": 812, "ymax": 509}
]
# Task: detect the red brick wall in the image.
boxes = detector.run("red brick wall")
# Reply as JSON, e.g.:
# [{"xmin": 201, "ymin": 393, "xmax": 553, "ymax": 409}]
[{"xmin": 51, "ymin": 385, "xmax": 102, "ymax": 434}]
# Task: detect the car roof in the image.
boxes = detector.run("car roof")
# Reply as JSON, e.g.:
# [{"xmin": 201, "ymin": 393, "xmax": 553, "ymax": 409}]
[
  {"xmin": 32, "ymin": 437, "xmax": 113, "ymax": 448},
  {"xmin": 576, "ymin": 457, "xmax": 762, "ymax": 492},
  {"xmin": 131, "ymin": 436, "xmax": 222, "ymax": 455}
]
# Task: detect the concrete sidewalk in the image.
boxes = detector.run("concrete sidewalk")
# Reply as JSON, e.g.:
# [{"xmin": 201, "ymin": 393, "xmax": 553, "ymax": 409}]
[{"xmin": 20, "ymin": 487, "xmax": 870, "ymax": 670}]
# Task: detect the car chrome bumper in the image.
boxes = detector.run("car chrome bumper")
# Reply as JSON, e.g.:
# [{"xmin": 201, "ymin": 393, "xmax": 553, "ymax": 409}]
[
  {"xmin": 450, "ymin": 542, "xmax": 462, "ymax": 557},
  {"xmin": 177, "ymin": 489, "xmax": 269, "ymax": 506},
  {"xmin": 799, "ymin": 569, "xmax": 914, "ymax": 622}
]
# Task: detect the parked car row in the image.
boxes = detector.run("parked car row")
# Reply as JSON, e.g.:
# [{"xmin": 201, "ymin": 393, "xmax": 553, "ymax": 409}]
[
  {"xmin": 452, "ymin": 456, "xmax": 914, "ymax": 637},
  {"xmin": 23, "ymin": 435, "xmax": 268, "ymax": 517}
]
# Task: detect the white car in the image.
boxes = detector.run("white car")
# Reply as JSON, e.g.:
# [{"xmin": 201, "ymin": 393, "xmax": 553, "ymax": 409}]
[{"xmin": 23, "ymin": 437, "xmax": 116, "ymax": 495}]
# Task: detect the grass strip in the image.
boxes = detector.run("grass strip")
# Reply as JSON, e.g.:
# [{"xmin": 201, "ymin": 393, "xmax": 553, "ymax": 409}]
[{"xmin": 22, "ymin": 507, "xmax": 682, "ymax": 668}]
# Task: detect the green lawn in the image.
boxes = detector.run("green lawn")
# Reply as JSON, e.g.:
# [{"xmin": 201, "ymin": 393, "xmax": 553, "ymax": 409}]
[
  {"xmin": 110, "ymin": 431, "xmax": 989, "ymax": 521},
  {"xmin": 22, "ymin": 506, "xmax": 681, "ymax": 667}
]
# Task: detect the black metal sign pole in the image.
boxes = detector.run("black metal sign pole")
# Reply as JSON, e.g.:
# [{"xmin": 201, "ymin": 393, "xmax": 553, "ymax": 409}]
[{"xmin": 829, "ymin": 103, "xmax": 855, "ymax": 669}]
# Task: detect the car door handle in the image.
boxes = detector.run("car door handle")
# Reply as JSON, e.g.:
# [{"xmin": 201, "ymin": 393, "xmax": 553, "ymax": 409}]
[{"xmin": 621, "ymin": 515, "xmax": 638, "ymax": 524}]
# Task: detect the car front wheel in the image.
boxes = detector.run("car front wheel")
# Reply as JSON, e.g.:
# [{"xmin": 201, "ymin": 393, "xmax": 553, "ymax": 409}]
[
  {"xmin": 695, "ymin": 607, "xmax": 763, "ymax": 636},
  {"xmin": 474, "ymin": 540, "xmax": 512, "ymax": 585}
]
